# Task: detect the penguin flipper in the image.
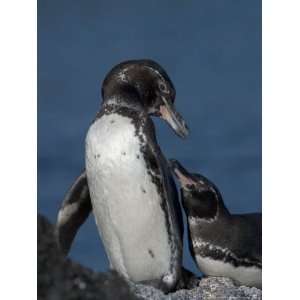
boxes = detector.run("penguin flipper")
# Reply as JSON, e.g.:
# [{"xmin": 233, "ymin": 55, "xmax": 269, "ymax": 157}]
[
  {"xmin": 168, "ymin": 172, "xmax": 184, "ymax": 239},
  {"xmin": 56, "ymin": 170, "xmax": 92, "ymax": 256}
]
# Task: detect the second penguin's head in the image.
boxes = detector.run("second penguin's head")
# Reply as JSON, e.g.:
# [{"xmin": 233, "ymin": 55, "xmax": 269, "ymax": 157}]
[{"xmin": 169, "ymin": 159, "xmax": 228, "ymax": 221}]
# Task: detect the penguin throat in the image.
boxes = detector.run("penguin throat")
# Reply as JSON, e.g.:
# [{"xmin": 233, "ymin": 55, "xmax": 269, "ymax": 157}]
[{"xmin": 102, "ymin": 83, "xmax": 146, "ymax": 112}]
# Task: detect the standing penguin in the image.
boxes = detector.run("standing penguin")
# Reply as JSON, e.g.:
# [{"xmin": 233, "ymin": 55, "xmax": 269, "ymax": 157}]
[
  {"xmin": 169, "ymin": 159, "xmax": 262, "ymax": 289},
  {"xmin": 56, "ymin": 60, "xmax": 189, "ymax": 292}
]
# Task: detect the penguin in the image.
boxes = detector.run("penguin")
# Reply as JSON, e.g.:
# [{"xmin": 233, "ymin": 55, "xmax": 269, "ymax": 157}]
[
  {"xmin": 56, "ymin": 59, "xmax": 189, "ymax": 292},
  {"xmin": 169, "ymin": 159, "xmax": 262, "ymax": 289}
]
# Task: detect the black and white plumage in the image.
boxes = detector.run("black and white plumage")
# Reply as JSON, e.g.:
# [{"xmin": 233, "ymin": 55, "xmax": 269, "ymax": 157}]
[
  {"xmin": 169, "ymin": 159, "xmax": 262, "ymax": 289},
  {"xmin": 56, "ymin": 60, "xmax": 189, "ymax": 292}
]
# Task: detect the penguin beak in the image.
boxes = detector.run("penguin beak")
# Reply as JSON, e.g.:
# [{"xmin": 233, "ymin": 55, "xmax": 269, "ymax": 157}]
[
  {"xmin": 169, "ymin": 159, "xmax": 197, "ymax": 188},
  {"xmin": 159, "ymin": 97, "xmax": 189, "ymax": 138}
]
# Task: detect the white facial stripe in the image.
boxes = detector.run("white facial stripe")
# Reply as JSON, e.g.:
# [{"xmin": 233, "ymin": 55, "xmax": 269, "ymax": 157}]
[{"xmin": 144, "ymin": 65, "xmax": 164, "ymax": 81}]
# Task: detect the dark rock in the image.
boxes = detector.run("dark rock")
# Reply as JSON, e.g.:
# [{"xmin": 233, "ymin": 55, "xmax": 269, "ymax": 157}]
[
  {"xmin": 37, "ymin": 214, "xmax": 138, "ymax": 300},
  {"xmin": 131, "ymin": 277, "xmax": 262, "ymax": 300},
  {"xmin": 37, "ymin": 214, "xmax": 262, "ymax": 300}
]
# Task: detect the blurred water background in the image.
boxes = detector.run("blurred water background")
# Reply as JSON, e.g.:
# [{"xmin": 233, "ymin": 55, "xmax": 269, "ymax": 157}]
[{"xmin": 38, "ymin": 0, "xmax": 261, "ymax": 276}]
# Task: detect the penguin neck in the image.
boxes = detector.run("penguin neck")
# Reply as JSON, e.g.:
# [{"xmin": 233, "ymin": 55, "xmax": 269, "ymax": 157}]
[
  {"xmin": 99, "ymin": 86, "xmax": 157, "ymax": 147},
  {"xmin": 182, "ymin": 189, "xmax": 231, "ymax": 222},
  {"xmin": 102, "ymin": 83, "xmax": 147, "ymax": 114}
]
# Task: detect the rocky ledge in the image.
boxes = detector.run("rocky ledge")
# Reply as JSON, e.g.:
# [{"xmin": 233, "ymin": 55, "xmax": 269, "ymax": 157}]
[{"xmin": 37, "ymin": 214, "xmax": 262, "ymax": 300}]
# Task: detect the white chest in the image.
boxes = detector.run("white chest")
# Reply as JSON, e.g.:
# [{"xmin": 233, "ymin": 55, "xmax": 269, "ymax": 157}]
[
  {"xmin": 85, "ymin": 113, "xmax": 170, "ymax": 281},
  {"xmin": 195, "ymin": 254, "xmax": 261, "ymax": 288}
]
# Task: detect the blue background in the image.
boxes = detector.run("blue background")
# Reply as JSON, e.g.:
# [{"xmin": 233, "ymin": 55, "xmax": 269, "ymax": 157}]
[{"xmin": 38, "ymin": 0, "xmax": 261, "ymax": 275}]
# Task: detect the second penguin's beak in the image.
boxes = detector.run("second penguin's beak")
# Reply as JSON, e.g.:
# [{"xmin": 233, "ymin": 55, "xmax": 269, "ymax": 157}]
[
  {"xmin": 169, "ymin": 159, "xmax": 197, "ymax": 188},
  {"xmin": 159, "ymin": 97, "xmax": 189, "ymax": 138}
]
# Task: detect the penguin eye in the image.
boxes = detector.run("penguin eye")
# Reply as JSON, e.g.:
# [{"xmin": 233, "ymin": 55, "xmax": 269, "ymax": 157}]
[{"xmin": 158, "ymin": 82, "xmax": 168, "ymax": 94}]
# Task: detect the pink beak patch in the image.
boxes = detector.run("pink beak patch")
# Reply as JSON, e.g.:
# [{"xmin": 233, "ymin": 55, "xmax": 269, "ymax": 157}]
[{"xmin": 174, "ymin": 169, "xmax": 196, "ymax": 187}]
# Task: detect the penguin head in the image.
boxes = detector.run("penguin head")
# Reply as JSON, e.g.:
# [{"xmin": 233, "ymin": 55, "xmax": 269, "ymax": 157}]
[
  {"xmin": 169, "ymin": 159, "xmax": 226, "ymax": 220},
  {"xmin": 101, "ymin": 59, "xmax": 189, "ymax": 138}
]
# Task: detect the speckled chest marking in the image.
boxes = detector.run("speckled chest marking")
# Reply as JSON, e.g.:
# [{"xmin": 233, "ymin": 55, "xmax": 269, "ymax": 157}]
[
  {"xmin": 190, "ymin": 226, "xmax": 261, "ymax": 288},
  {"xmin": 85, "ymin": 113, "xmax": 171, "ymax": 282}
]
